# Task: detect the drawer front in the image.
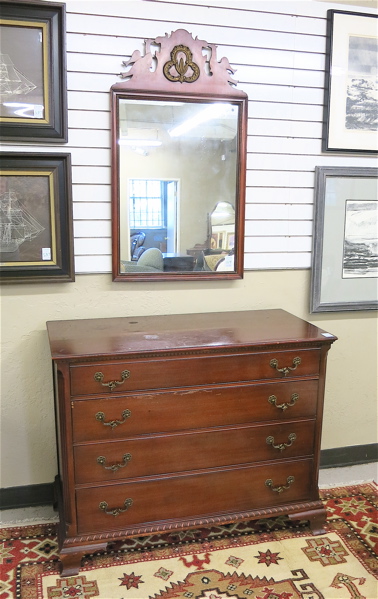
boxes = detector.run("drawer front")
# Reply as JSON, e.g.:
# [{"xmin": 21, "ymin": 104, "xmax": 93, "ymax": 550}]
[
  {"xmin": 70, "ymin": 349, "xmax": 320, "ymax": 396},
  {"xmin": 76, "ymin": 458, "xmax": 314, "ymax": 534},
  {"xmin": 74, "ymin": 420, "xmax": 315, "ymax": 484},
  {"xmin": 72, "ymin": 379, "xmax": 319, "ymax": 443}
]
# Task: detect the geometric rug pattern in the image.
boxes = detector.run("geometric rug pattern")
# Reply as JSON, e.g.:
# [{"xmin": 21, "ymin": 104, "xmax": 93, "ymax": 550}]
[{"xmin": 0, "ymin": 482, "xmax": 377, "ymax": 599}]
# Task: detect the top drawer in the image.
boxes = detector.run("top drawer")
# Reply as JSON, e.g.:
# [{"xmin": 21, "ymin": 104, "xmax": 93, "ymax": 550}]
[{"xmin": 69, "ymin": 349, "xmax": 320, "ymax": 396}]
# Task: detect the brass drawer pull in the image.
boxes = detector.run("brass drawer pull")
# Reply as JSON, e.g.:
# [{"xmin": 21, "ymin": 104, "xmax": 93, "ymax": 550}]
[
  {"xmin": 265, "ymin": 476, "xmax": 295, "ymax": 494},
  {"xmin": 99, "ymin": 498, "xmax": 133, "ymax": 516},
  {"xmin": 95, "ymin": 409, "xmax": 131, "ymax": 429},
  {"xmin": 94, "ymin": 369, "xmax": 130, "ymax": 391},
  {"xmin": 97, "ymin": 453, "xmax": 132, "ymax": 471},
  {"xmin": 266, "ymin": 433, "xmax": 296, "ymax": 452},
  {"xmin": 268, "ymin": 393, "xmax": 299, "ymax": 411},
  {"xmin": 270, "ymin": 357, "xmax": 301, "ymax": 377}
]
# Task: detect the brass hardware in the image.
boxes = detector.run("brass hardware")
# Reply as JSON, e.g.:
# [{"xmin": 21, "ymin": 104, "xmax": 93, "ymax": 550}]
[
  {"xmin": 95, "ymin": 409, "xmax": 131, "ymax": 429},
  {"xmin": 99, "ymin": 498, "xmax": 133, "ymax": 516},
  {"xmin": 270, "ymin": 357, "xmax": 301, "ymax": 377},
  {"xmin": 265, "ymin": 476, "xmax": 295, "ymax": 493},
  {"xmin": 163, "ymin": 44, "xmax": 200, "ymax": 83},
  {"xmin": 268, "ymin": 393, "xmax": 299, "ymax": 411},
  {"xmin": 266, "ymin": 433, "xmax": 296, "ymax": 452},
  {"xmin": 94, "ymin": 369, "xmax": 130, "ymax": 391},
  {"xmin": 97, "ymin": 453, "xmax": 132, "ymax": 471}
]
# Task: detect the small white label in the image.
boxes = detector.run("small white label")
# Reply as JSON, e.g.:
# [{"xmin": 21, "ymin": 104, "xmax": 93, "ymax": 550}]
[
  {"xmin": 321, "ymin": 332, "xmax": 334, "ymax": 338},
  {"xmin": 42, "ymin": 248, "xmax": 51, "ymax": 260},
  {"xmin": 34, "ymin": 105, "xmax": 44, "ymax": 118},
  {"xmin": 224, "ymin": 255, "xmax": 234, "ymax": 268}
]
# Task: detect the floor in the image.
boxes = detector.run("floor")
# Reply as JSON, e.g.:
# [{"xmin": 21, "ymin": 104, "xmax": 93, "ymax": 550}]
[{"xmin": 1, "ymin": 462, "xmax": 376, "ymax": 528}]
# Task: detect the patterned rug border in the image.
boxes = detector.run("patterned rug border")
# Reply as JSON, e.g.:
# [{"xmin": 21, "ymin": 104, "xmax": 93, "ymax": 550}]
[
  {"xmin": 10, "ymin": 519, "xmax": 378, "ymax": 599},
  {"xmin": 9, "ymin": 516, "xmax": 377, "ymax": 576}
]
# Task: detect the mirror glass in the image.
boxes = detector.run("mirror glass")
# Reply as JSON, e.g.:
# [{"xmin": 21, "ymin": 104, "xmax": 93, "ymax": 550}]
[{"xmin": 118, "ymin": 98, "xmax": 240, "ymax": 276}]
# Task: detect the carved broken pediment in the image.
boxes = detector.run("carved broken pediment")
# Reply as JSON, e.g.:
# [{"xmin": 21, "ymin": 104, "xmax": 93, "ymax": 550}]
[{"xmin": 114, "ymin": 29, "xmax": 243, "ymax": 96}]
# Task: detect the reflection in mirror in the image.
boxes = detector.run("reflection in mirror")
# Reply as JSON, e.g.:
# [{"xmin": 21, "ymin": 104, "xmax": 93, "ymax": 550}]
[
  {"xmin": 207, "ymin": 202, "xmax": 236, "ymax": 272},
  {"xmin": 119, "ymin": 99, "xmax": 239, "ymax": 274},
  {"xmin": 111, "ymin": 29, "xmax": 247, "ymax": 280}
]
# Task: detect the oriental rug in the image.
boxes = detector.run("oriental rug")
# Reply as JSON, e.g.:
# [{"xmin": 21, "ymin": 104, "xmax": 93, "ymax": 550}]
[{"xmin": 0, "ymin": 483, "xmax": 377, "ymax": 599}]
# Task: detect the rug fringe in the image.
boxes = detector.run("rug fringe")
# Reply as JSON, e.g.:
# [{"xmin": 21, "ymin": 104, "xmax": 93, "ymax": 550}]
[
  {"xmin": 319, "ymin": 478, "xmax": 376, "ymax": 489},
  {"xmin": 0, "ymin": 516, "xmax": 59, "ymax": 528}
]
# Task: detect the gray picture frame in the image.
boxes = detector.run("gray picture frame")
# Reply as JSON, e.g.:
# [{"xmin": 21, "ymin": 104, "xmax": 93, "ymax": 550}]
[{"xmin": 310, "ymin": 167, "xmax": 378, "ymax": 312}]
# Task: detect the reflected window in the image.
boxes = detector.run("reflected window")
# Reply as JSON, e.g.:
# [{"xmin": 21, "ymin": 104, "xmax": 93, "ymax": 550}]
[
  {"xmin": 129, "ymin": 178, "xmax": 178, "ymax": 254},
  {"xmin": 129, "ymin": 179, "xmax": 164, "ymax": 228}
]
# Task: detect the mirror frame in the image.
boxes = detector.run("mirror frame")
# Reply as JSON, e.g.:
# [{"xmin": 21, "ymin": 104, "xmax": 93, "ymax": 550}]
[{"xmin": 111, "ymin": 29, "xmax": 248, "ymax": 281}]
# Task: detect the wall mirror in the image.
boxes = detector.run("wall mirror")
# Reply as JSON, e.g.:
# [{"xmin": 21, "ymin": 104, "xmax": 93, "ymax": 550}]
[{"xmin": 111, "ymin": 29, "xmax": 248, "ymax": 281}]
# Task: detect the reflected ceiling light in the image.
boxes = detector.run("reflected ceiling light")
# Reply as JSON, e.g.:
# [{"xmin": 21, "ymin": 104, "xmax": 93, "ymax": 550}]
[
  {"xmin": 119, "ymin": 139, "xmax": 162, "ymax": 146},
  {"xmin": 124, "ymin": 100, "xmax": 185, "ymax": 107},
  {"xmin": 3, "ymin": 102, "xmax": 43, "ymax": 118},
  {"xmin": 169, "ymin": 103, "xmax": 235, "ymax": 137}
]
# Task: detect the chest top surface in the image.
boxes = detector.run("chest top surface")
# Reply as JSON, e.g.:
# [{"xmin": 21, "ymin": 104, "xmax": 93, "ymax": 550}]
[{"xmin": 46, "ymin": 309, "xmax": 337, "ymax": 361}]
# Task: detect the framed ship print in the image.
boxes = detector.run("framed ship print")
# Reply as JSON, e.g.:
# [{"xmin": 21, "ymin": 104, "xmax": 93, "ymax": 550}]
[
  {"xmin": 0, "ymin": 153, "xmax": 74, "ymax": 283},
  {"xmin": 310, "ymin": 167, "xmax": 378, "ymax": 312},
  {"xmin": 323, "ymin": 10, "xmax": 378, "ymax": 153},
  {"xmin": 0, "ymin": 0, "xmax": 67, "ymax": 142}
]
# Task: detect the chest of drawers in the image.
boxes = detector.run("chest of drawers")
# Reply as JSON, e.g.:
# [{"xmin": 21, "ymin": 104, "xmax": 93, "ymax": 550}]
[{"xmin": 47, "ymin": 309, "xmax": 336, "ymax": 575}]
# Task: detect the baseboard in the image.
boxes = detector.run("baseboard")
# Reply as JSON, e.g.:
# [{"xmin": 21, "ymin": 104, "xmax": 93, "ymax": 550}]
[
  {"xmin": 319, "ymin": 443, "xmax": 378, "ymax": 469},
  {"xmin": 1, "ymin": 444, "xmax": 377, "ymax": 510},
  {"xmin": 0, "ymin": 483, "xmax": 54, "ymax": 511}
]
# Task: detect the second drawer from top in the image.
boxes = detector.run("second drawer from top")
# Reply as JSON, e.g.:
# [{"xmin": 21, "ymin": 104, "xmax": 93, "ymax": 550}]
[{"xmin": 72, "ymin": 378, "xmax": 319, "ymax": 443}]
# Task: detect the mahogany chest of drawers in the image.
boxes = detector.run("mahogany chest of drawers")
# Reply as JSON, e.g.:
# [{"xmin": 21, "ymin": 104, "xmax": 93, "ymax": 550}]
[{"xmin": 47, "ymin": 309, "xmax": 337, "ymax": 575}]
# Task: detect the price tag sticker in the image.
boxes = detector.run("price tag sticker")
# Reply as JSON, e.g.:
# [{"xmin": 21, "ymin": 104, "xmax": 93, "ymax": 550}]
[
  {"xmin": 42, "ymin": 248, "xmax": 51, "ymax": 261},
  {"xmin": 224, "ymin": 254, "xmax": 234, "ymax": 268},
  {"xmin": 34, "ymin": 105, "xmax": 44, "ymax": 118}
]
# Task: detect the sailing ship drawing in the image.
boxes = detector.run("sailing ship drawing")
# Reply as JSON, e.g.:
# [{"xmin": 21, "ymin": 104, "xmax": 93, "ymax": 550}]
[
  {"xmin": 0, "ymin": 190, "xmax": 44, "ymax": 253},
  {"xmin": 0, "ymin": 52, "xmax": 36, "ymax": 99}
]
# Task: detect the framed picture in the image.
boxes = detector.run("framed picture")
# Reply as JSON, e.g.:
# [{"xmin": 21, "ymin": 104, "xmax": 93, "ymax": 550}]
[
  {"xmin": 310, "ymin": 167, "xmax": 377, "ymax": 312},
  {"xmin": 210, "ymin": 233, "xmax": 219, "ymax": 249},
  {"xmin": 0, "ymin": 0, "xmax": 67, "ymax": 142},
  {"xmin": 0, "ymin": 153, "xmax": 74, "ymax": 283},
  {"xmin": 323, "ymin": 10, "xmax": 378, "ymax": 153}
]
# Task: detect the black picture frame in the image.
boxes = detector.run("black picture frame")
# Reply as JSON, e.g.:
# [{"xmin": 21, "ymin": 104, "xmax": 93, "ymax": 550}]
[
  {"xmin": 323, "ymin": 10, "xmax": 378, "ymax": 154},
  {"xmin": 310, "ymin": 167, "xmax": 378, "ymax": 312},
  {"xmin": 0, "ymin": 153, "xmax": 75, "ymax": 282},
  {"xmin": 0, "ymin": 0, "xmax": 67, "ymax": 142}
]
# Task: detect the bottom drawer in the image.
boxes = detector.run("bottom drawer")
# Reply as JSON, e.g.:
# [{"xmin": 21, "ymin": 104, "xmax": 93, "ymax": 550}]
[{"xmin": 76, "ymin": 458, "xmax": 315, "ymax": 534}]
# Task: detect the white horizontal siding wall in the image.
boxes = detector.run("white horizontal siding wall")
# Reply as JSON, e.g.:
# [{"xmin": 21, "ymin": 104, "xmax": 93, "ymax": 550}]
[{"xmin": 3, "ymin": 0, "xmax": 377, "ymax": 273}]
